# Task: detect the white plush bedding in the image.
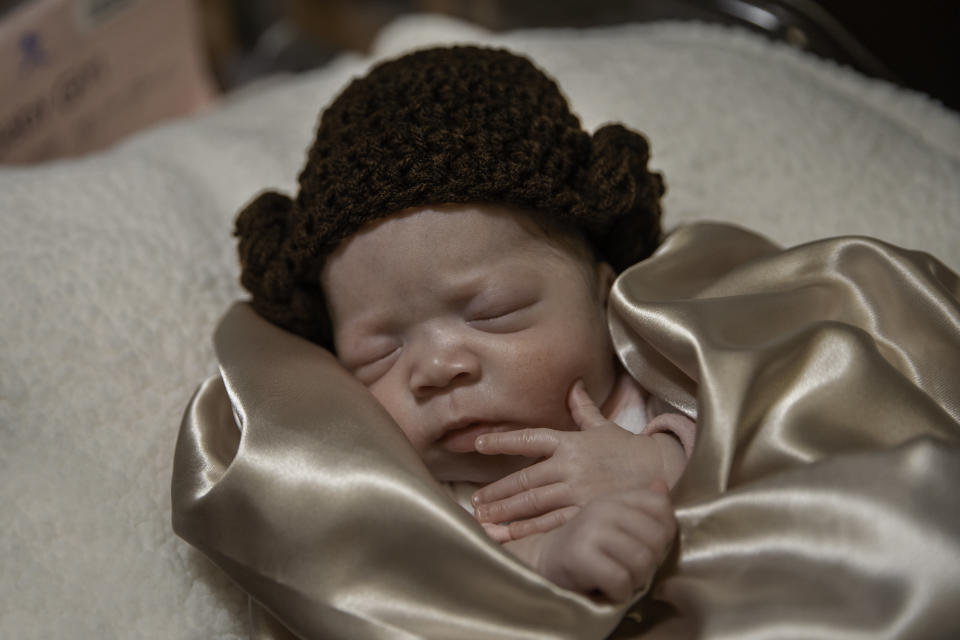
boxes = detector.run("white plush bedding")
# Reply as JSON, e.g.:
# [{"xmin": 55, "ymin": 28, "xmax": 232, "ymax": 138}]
[{"xmin": 1, "ymin": 14, "xmax": 958, "ymax": 639}]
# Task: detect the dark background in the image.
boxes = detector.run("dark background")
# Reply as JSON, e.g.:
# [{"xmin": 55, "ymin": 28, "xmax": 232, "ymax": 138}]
[{"xmin": 198, "ymin": 0, "xmax": 959, "ymax": 113}]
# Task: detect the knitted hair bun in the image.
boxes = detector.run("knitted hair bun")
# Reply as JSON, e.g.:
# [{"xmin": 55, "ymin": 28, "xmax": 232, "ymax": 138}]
[
  {"xmin": 235, "ymin": 191, "xmax": 292, "ymax": 297},
  {"xmin": 235, "ymin": 45, "xmax": 665, "ymax": 348},
  {"xmin": 586, "ymin": 124, "xmax": 666, "ymax": 271},
  {"xmin": 235, "ymin": 191, "xmax": 331, "ymax": 343}
]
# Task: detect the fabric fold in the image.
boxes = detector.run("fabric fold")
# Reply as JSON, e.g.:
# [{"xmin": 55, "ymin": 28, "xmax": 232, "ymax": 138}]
[
  {"xmin": 172, "ymin": 303, "xmax": 628, "ymax": 640},
  {"xmin": 172, "ymin": 222, "xmax": 960, "ymax": 638},
  {"xmin": 608, "ymin": 222, "xmax": 960, "ymax": 637}
]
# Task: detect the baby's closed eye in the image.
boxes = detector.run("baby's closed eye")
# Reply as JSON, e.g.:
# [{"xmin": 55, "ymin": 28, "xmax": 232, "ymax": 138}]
[
  {"xmin": 465, "ymin": 295, "xmax": 539, "ymax": 332},
  {"xmin": 342, "ymin": 341, "xmax": 400, "ymax": 381}
]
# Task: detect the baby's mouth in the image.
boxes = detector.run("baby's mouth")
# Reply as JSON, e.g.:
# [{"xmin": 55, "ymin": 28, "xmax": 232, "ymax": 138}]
[{"xmin": 438, "ymin": 422, "xmax": 517, "ymax": 453}]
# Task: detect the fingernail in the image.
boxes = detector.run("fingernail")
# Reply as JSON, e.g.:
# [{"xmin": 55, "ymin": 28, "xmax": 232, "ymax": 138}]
[
  {"xmin": 475, "ymin": 436, "xmax": 486, "ymax": 450},
  {"xmin": 471, "ymin": 493, "xmax": 481, "ymax": 506}
]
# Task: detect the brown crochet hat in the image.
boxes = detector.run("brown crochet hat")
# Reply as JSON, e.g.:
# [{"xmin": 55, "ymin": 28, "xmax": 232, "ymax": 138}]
[{"xmin": 235, "ymin": 45, "xmax": 665, "ymax": 348}]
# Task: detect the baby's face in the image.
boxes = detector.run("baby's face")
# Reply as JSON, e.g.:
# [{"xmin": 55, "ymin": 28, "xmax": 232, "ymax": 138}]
[{"xmin": 322, "ymin": 204, "xmax": 618, "ymax": 483}]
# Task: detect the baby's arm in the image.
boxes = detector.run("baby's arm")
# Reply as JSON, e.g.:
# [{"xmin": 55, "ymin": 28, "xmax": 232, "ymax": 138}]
[
  {"xmin": 472, "ymin": 381, "xmax": 688, "ymax": 539},
  {"xmin": 498, "ymin": 484, "xmax": 675, "ymax": 603}
]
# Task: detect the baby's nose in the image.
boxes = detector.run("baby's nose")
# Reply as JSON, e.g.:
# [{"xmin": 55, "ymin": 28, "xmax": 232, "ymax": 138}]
[{"xmin": 409, "ymin": 335, "xmax": 480, "ymax": 397}]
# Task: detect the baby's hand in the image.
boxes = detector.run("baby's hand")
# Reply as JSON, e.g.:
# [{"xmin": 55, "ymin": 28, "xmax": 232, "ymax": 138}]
[
  {"xmin": 472, "ymin": 381, "xmax": 672, "ymax": 539},
  {"xmin": 502, "ymin": 485, "xmax": 676, "ymax": 603}
]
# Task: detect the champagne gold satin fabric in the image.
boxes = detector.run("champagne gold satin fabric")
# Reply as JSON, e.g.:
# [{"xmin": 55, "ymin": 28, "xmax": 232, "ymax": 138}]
[
  {"xmin": 172, "ymin": 222, "xmax": 960, "ymax": 638},
  {"xmin": 172, "ymin": 303, "xmax": 628, "ymax": 640},
  {"xmin": 609, "ymin": 223, "xmax": 960, "ymax": 638}
]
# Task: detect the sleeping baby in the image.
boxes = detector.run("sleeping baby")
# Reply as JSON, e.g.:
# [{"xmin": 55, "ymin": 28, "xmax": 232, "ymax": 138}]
[{"xmin": 233, "ymin": 45, "xmax": 696, "ymax": 603}]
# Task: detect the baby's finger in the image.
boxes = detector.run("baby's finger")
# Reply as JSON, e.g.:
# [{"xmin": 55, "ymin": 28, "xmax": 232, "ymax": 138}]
[
  {"xmin": 575, "ymin": 549, "xmax": 635, "ymax": 604},
  {"xmin": 609, "ymin": 505, "xmax": 675, "ymax": 568},
  {"xmin": 597, "ymin": 529, "xmax": 657, "ymax": 600},
  {"xmin": 617, "ymin": 488, "xmax": 677, "ymax": 531},
  {"xmin": 480, "ymin": 522, "xmax": 512, "ymax": 543},
  {"xmin": 506, "ymin": 505, "xmax": 580, "ymax": 539},
  {"xmin": 472, "ymin": 460, "xmax": 559, "ymax": 505},
  {"xmin": 567, "ymin": 380, "xmax": 607, "ymax": 431},
  {"xmin": 475, "ymin": 428, "xmax": 561, "ymax": 458},
  {"xmin": 474, "ymin": 482, "xmax": 573, "ymax": 524}
]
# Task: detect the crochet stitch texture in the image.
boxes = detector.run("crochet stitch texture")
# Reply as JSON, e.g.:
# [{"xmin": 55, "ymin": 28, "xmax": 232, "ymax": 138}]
[{"xmin": 235, "ymin": 45, "xmax": 665, "ymax": 347}]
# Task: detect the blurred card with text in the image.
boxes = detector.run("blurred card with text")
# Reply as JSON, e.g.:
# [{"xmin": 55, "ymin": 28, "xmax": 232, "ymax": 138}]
[{"xmin": 1, "ymin": 0, "xmax": 215, "ymax": 164}]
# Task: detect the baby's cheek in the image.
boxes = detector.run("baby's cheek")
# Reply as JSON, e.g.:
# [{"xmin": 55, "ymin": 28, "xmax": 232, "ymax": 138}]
[
  {"xmin": 540, "ymin": 332, "xmax": 615, "ymax": 411},
  {"xmin": 507, "ymin": 340, "xmax": 606, "ymax": 426},
  {"xmin": 366, "ymin": 382, "xmax": 426, "ymax": 451}
]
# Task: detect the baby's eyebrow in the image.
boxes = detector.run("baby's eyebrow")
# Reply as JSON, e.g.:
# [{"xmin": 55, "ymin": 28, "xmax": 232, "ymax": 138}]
[
  {"xmin": 443, "ymin": 273, "xmax": 531, "ymax": 310},
  {"xmin": 336, "ymin": 310, "xmax": 391, "ymax": 339},
  {"xmin": 449, "ymin": 260, "xmax": 541, "ymax": 290},
  {"xmin": 331, "ymin": 301, "xmax": 397, "ymax": 344}
]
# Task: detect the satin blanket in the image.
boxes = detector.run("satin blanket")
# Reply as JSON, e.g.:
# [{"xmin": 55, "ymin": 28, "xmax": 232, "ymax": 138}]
[{"xmin": 172, "ymin": 222, "xmax": 960, "ymax": 639}]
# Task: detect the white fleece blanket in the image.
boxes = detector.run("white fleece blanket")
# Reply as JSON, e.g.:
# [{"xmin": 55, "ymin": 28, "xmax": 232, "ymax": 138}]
[{"xmin": 1, "ymin": 14, "xmax": 958, "ymax": 639}]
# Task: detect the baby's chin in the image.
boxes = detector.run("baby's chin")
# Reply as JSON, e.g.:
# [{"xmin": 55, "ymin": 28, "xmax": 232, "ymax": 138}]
[{"xmin": 428, "ymin": 452, "xmax": 533, "ymax": 485}]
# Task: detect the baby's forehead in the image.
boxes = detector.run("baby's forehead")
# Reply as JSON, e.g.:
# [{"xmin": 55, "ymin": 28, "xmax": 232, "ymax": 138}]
[
  {"xmin": 323, "ymin": 205, "xmax": 599, "ymax": 308},
  {"xmin": 330, "ymin": 203, "xmax": 580, "ymax": 260}
]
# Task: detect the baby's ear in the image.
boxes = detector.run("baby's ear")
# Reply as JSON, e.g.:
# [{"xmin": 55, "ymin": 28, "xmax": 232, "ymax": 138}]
[{"xmin": 596, "ymin": 262, "xmax": 616, "ymax": 306}]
